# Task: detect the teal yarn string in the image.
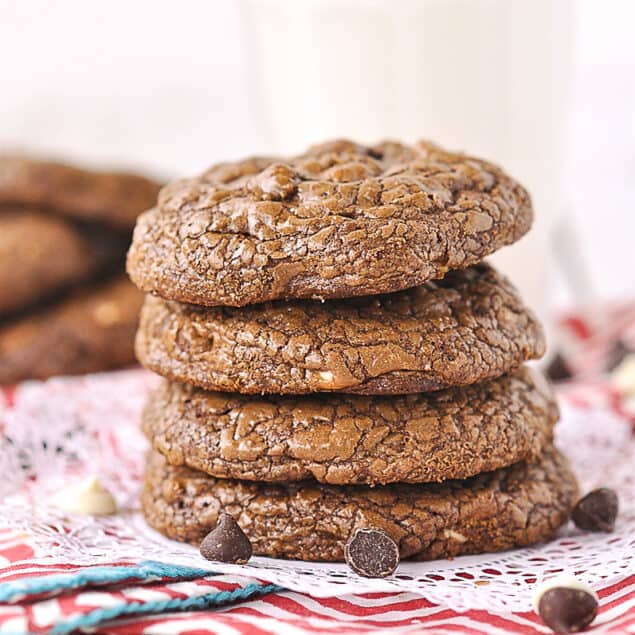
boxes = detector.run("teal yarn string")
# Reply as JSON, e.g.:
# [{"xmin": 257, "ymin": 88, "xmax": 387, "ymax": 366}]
[
  {"xmin": 0, "ymin": 561, "xmax": 211, "ymax": 603},
  {"xmin": 49, "ymin": 582, "xmax": 283, "ymax": 635}
]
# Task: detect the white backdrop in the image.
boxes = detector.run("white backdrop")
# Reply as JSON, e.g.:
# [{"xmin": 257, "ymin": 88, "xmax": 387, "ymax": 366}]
[{"xmin": 0, "ymin": 0, "xmax": 633, "ymax": 308}]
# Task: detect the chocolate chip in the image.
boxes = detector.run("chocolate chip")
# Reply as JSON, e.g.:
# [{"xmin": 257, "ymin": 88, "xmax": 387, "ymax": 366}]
[
  {"xmin": 546, "ymin": 352, "xmax": 573, "ymax": 382},
  {"xmin": 606, "ymin": 339, "xmax": 632, "ymax": 372},
  {"xmin": 345, "ymin": 528, "xmax": 399, "ymax": 578},
  {"xmin": 572, "ymin": 488, "xmax": 618, "ymax": 532},
  {"xmin": 538, "ymin": 586, "xmax": 598, "ymax": 634},
  {"xmin": 199, "ymin": 512, "xmax": 252, "ymax": 564}
]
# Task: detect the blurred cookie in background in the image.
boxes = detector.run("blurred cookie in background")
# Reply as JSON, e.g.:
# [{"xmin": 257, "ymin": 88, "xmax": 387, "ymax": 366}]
[
  {"xmin": 0, "ymin": 209, "xmax": 127, "ymax": 316},
  {"xmin": 0, "ymin": 277, "xmax": 143, "ymax": 384},
  {"xmin": 0, "ymin": 156, "xmax": 160, "ymax": 232},
  {"xmin": 0, "ymin": 155, "xmax": 160, "ymax": 384}
]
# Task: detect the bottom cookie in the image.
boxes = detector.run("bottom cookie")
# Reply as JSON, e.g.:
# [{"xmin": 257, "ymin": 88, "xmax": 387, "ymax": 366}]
[
  {"xmin": 141, "ymin": 445, "xmax": 578, "ymax": 562},
  {"xmin": 0, "ymin": 276, "xmax": 143, "ymax": 384}
]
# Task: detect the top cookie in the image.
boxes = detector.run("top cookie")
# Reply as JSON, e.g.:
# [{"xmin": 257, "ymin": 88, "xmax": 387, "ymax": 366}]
[
  {"xmin": 0, "ymin": 156, "xmax": 161, "ymax": 232},
  {"xmin": 127, "ymin": 139, "xmax": 532, "ymax": 306}
]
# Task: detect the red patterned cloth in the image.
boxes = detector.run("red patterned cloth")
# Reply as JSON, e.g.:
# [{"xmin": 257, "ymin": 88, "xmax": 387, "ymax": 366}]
[
  {"xmin": 0, "ymin": 535, "xmax": 632, "ymax": 634},
  {"xmin": 0, "ymin": 303, "xmax": 634, "ymax": 634}
]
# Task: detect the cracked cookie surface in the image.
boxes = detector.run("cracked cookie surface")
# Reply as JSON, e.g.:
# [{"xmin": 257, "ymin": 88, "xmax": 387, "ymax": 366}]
[
  {"xmin": 0, "ymin": 209, "xmax": 127, "ymax": 317},
  {"xmin": 143, "ymin": 367, "xmax": 557, "ymax": 485},
  {"xmin": 0, "ymin": 276, "xmax": 143, "ymax": 384},
  {"xmin": 141, "ymin": 444, "xmax": 577, "ymax": 562},
  {"xmin": 0, "ymin": 156, "xmax": 160, "ymax": 232},
  {"xmin": 136, "ymin": 263, "xmax": 544, "ymax": 394},
  {"xmin": 127, "ymin": 139, "xmax": 532, "ymax": 306}
]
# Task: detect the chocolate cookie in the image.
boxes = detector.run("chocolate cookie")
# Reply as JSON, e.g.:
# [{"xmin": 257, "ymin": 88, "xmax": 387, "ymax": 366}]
[
  {"xmin": 0, "ymin": 209, "xmax": 126, "ymax": 316},
  {"xmin": 127, "ymin": 139, "xmax": 532, "ymax": 306},
  {"xmin": 143, "ymin": 367, "xmax": 557, "ymax": 485},
  {"xmin": 141, "ymin": 444, "xmax": 578, "ymax": 562},
  {"xmin": 136, "ymin": 263, "xmax": 544, "ymax": 395},
  {"xmin": 0, "ymin": 156, "xmax": 160, "ymax": 232},
  {"xmin": 0, "ymin": 276, "xmax": 143, "ymax": 384}
]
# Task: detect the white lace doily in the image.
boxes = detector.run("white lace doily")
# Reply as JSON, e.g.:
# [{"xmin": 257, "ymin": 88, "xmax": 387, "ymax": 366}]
[{"xmin": 0, "ymin": 369, "xmax": 633, "ymax": 611}]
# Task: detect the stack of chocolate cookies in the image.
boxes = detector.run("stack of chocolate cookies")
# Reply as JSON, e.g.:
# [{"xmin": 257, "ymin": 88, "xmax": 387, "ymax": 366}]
[
  {"xmin": 128, "ymin": 140, "xmax": 579, "ymax": 568},
  {"xmin": 0, "ymin": 156, "xmax": 160, "ymax": 384}
]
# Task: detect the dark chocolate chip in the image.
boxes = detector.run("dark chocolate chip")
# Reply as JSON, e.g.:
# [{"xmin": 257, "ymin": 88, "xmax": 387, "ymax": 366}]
[
  {"xmin": 199, "ymin": 512, "xmax": 252, "ymax": 564},
  {"xmin": 572, "ymin": 488, "xmax": 618, "ymax": 532},
  {"xmin": 538, "ymin": 587, "xmax": 598, "ymax": 634},
  {"xmin": 546, "ymin": 353, "xmax": 573, "ymax": 382},
  {"xmin": 606, "ymin": 339, "xmax": 632, "ymax": 372},
  {"xmin": 344, "ymin": 527, "xmax": 399, "ymax": 578}
]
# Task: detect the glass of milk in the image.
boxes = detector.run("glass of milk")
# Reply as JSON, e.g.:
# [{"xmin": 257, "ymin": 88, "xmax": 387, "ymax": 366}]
[{"xmin": 241, "ymin": 0, "xmax": 573, "ymax": 319}]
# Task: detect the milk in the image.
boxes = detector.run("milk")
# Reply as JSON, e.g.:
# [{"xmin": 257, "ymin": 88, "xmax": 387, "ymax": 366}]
[{"xmin": 243, "ymin": 0, "xmax": 573, "ymax": 317}]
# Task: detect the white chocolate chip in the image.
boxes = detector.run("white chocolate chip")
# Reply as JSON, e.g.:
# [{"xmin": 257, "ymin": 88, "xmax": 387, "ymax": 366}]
[
  {"xmin": 611, "ymin": 354, "xmax": 635, "ymax": 396},
  {"xmin": 93, "ymin": 302, "xmax": 122, "ymax": 327},
  {"xmin": 443, "ymin": 530, "xmax": 467, "ymax": 543},
  {"xmin": 317, "ymin": 371, "xmax": 334, "ymax": 385},
  {"xmin": 52, "ymin": 477, "xmax": 117, "ymax": 516},
  {"xmin": 532, "ymin": 574, "xmax": 598, "ymax": 613}
]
